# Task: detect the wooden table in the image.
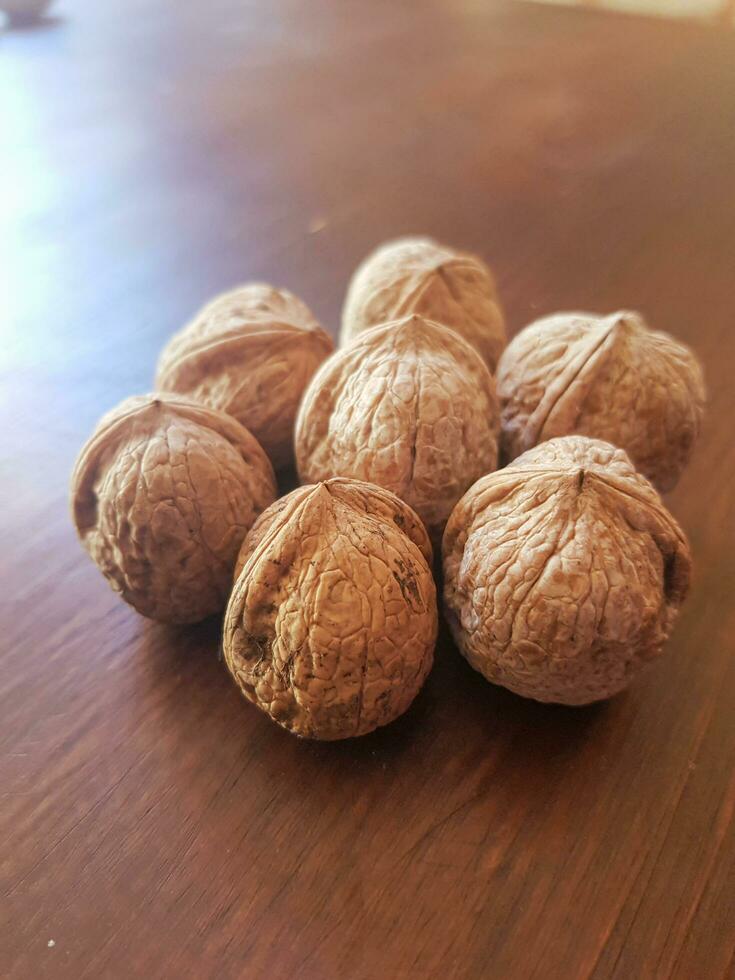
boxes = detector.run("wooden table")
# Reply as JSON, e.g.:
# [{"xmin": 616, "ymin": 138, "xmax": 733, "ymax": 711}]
[{"xmin": 2, "ymin": 2, "xmax": 734, "ymax": 976}]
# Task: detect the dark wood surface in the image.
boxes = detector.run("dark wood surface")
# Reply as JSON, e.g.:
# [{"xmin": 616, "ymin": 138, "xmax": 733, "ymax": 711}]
[{"xmin": 2, "ymin": 2, "xmax": 735, "ymax": 977}]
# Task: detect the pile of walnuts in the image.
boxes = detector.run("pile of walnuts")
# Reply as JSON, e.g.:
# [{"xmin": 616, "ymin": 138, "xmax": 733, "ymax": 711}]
[{"xmin": 72, "ymin": 236, "xmax": 705, "ymax": 740}]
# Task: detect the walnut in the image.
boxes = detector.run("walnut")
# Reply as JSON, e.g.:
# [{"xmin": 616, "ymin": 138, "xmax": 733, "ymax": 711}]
[
  {"xmin": 223, "ymin": 478, "xmax": 437, "ymax": 739},
  {"xmin": 71, "ymin": 393, "xmax": 277, "ymax": 624},
  {"xmin": 341, "ymin": 236, "xmax": 507, "ymax": 372},
  {"xmin": 295, "ymin": 313, "xmax": 500, "ymax": 541},
  {"xmin": 155, "ymin": 284, "xmax": 334, "ymax": 469},
  {"xmin": 443, "ymin": 436, "xmax": 691, "ymax": 705},
  {"xmin": 497, "ymin": 310, "xmax": 705, "ymax": 492}
]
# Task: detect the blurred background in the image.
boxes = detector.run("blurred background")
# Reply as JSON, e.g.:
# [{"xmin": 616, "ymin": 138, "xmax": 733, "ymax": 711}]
[
  {"xmin": 536, "ymin": 0, "xmax": 734, "ymax": 19},
  {"xmin": 2, "ymin": 2, "xmax": 735, "ymax": 977}
]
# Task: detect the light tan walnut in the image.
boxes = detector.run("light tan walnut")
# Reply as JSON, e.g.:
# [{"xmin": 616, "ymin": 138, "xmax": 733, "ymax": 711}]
[
  {"xmin": 71, "ymin": 394, "xmax": 277, "ymax": 624},
  {"xmin": 295, "ymin": 314, "xmax": 500, "ymax": 541},
  {"xmin": 224, "ymin": 478, "xmax": 437, "ymax": 739},
  {"xmin": 443, "ymin": 436, "xmax": 692, "ymax": 705},
  {"xmin": 497, "ymin": 310, "xmax": 705, "ymax": 492},
  {"xmin": 341, "ymin": 236, "xmax": 506, "ymax": 372},
  {"xmin": 156, "ymin": 284, "xmax": 334, "ymax": 469}
]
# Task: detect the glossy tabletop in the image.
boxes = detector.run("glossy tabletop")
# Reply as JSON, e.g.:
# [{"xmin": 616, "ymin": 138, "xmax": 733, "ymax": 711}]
[{"xmin": 2, "ymin": 2, "xmax": 735, "ymax": 977}]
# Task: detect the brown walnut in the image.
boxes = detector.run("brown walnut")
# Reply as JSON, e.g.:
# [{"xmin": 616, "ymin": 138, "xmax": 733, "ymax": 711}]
[
  {"xmin": 442, "ymin": 436, "xmax": 691, "ymax": 705},
  {"xmin": 71, "ymin": 393, "xmax": 276, "ymax": 624},
  {"xmin": 224, "ymin": 478, "xmax": 437, "ymax": 739},
  {"xmin": 295, "ymin": 313, "xmax": 500, "ymax": 541},
  {"xmin": 156, "ymin": 283, "xmax": 334, "ymax": 469},
  {"xmin": 341, "ymin": 236, "xmax": 506, "ymax": 372},
  {"xmin": 497, "ymin": 310, "xmax": 705, "ymax": 492}
]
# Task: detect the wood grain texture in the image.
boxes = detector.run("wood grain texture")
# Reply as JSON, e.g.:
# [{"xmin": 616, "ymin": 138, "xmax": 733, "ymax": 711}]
[{"xmin": 2, "ymin": 1, "xmax": 735, "ymax": 977}]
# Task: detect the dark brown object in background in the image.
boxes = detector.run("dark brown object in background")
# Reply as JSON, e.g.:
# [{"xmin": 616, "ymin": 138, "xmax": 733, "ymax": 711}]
[{"xmin": 1, "ymin": 2, "xmax": 734, "ymax": 977}]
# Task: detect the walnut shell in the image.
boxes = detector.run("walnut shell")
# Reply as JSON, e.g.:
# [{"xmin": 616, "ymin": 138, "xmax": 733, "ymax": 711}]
[
  {"xmin": 295, "ymin": 313, "xmax": 500, "ymax": 541},
  {"xmin": 71, "ymin": 394, "xmax": 277, "ymax": 624},
  {"xmin": 224, "ymin": 478, "xmax": 437, "ymax": 739},
  {"xmin": 341, "ymin": 236, "xmax": 507, "ymax": 372},
  {"xmin": 443, "ymin": 436, "xmax": 691, "ymax": 705},
  {"xmin": 155, "ymin": 284, "xmax": 334, "ymax": 469},
  {"xmin": 497, "ymin": 310, "xmax": 705, "ymax": 492}
]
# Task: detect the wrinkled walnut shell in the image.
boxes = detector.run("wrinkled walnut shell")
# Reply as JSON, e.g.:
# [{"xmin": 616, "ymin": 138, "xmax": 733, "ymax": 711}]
[
  {"xmin": 295, "ymin": 314, "xmax": 500, "ymax": 541},
  {"xmin": 224, "ymin": 478, "xmax": 437, "ymax": 739},
  {"xmin": 71, "ymin": 393, "xmax": 276, "ymax": 624},
  {"xmin": 156, "ymin": 284, "xmax": 334, "ymax": 469},
  {"xmin": 443, "ymin": 436, "xmax": 691, "ymax": 705},
  {"xmin": 341, "ymin": 236, "xmax": 506, "ymax": 372},
  {"xmin": 497, "ymin": 310, "xmax": 705, "ymax": 492}
]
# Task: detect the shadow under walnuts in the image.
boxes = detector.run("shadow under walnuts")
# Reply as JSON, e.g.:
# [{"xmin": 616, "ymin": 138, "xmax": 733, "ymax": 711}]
[{"xmin": 134, "ymin": 603, "xmax": 610, "ymax": 796}]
